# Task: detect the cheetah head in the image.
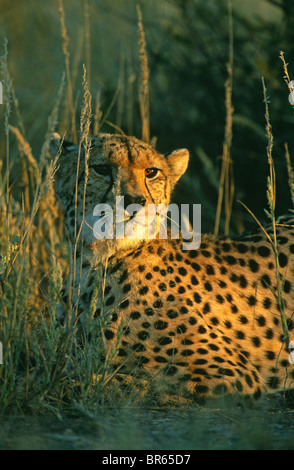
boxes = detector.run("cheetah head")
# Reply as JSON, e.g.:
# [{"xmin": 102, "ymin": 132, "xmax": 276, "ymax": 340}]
[{"xmin": 50, "ymin": 133, "xmax": 189, "ymax": 261}]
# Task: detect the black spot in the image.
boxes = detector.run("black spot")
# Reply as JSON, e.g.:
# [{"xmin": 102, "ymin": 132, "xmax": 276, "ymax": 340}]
[
  {"xmin": 218, "ymin": 280, "xmax": 227, "ymax": 288},
  {"xmin": 123, "ymin": 283, "xmax": 132, "ymax": 294},
  {"xmin": 230, "ymin": 273, "xmax": 238, "ymax": 283},
  {"xmin": 239, "ymin": 315, "xmax": 248, "ymax": 324},
  {"xmin": 248, "ymin": 259, "xmax": 259, "ymax": 272},
  {"xmin": 251, "ymin": 336, "xmax": 261, "ymax": 347},
  {"xmin": 203, "ymin": 303, "xmax": 210, "ymax": 314},
  {"xmin": 193, "ymin": 368, "xmax": 208, "ymax": 376},
  {"xmin": 110, "ymin": 261, "xmax": 123, "ymax": 274},
  {"xmin": 245, "ymin": 374, "xmax": 253, "ymax": 388},
  {"xmin": 154, "ymin": 320, "xmax": 168, "ymax": 330},
  {"xmin": 206, "ymin": 265, "xmax": 215, "ymax": 275},
  {"xmin": 153, "ymin": 299, "xmax": 163, "ymax": 308},
  {"xmin": 167, "ymin": 295, "xmax": 175, "ymax": 302},
  {"xmin": 261, "ymin": 274, "xmax": 271, "ymax": 288},
  {"xmin": 256, "ymin": 315, "xmax": 266, "ymax": 326},
  {"xmin": 105, "ymin": 295, "xmax": 115, "ymax": 306},
  {"xmin": 239, "ymin": 275, "xmax": 248, "ymax": 288},
  {"xmin": 267, "ymin": 376, "xmax": 280, "ymax": 389},
  {"xmin": 198, "ymin": 325, "xmax": 207, "ymax": 334},
  {"xmin": 145, "ymin": 272, "xmax": 153, "ymax": 280},
  {"xmin": 121, "ymin": 299, "xmax": 129, "ymax": 309},
  {"xmin": 158, "ymin": 336, "xmax": 172, "ymax": 345},
  {"xmin": 177, "ymin": 324, "xmax": 187, "ymax": 334},
  {"xmin": 94, "ymin": 308, "xmax": 101, "ymax": 318},
  {"xmin": 213, "ymin": 356, "xmax": 225, "ymax": 363},
  {"xmin": 179, "ymin": 306, "xmax": 188, "ymax": 314},
  {"xmin": 104, "ymin": 329, "xmax": 114, "ymax": 340},
  {"xmin": 194, "ymin": 293, "xmax": 202, "ymax": 303},
  {"xmin": 119, "ymin": 270, "xmax": 129, "ymax": 284},
  {"xmin": 164, "ymin": 365, "xmax": 178, "ymax": 375},
  {"xmin": 236, "ymin": 330, "xmax": 245, "ymax": 340},
  {"xmin": 224, "ymin": 255, "xmax": 237, "ymax": 265},
  {"xmin": 257, "ymin": 245, "xmax": 271, "ymax": 257},
  {"xmin": 234, "ymin": 380, "xmax": 243, "ymax": 392},
  {"xmin": 197, "ymin": 348, "xmax": 208, "ymax": 355},
  {"xmin": 188, "ymin": 317, "xmax": 197, "ymax": 325},
  {"xmin": 248, "ymin": 295, "xmax": 257, "ymax": 306},
  {"xmin": 263, "ymin": 297, "xmax": 271, "ymax": 309},
  {"xmin": 132, "ymin": 343, "xmax": 146, "ymax": 352},
  {"xmin": 265, "ymin": 328, "xmax": 274, "ymax": 339},
  {"xmin": 192, "ymin": 262, "xmax": 201, "ymax": 272},
  {"xmin": 178, "ymin": 286, "xmax": 186, "ymax": 294},
  {"xmin": 117, "ymin": 348, "xmax": 127, "ymax": 356},
  {"xmin": 216, "ymin": 294, "xmax": 224, "ymax": 304},
  {"xmin": 278, "ymin": 252, "xmax": 288, "ymax": 268},
  {"xmin": 201, "ymin": 250, "xmax": 211, "ymax": 258},
  {"xmin": 218, "ymin": 367, "xmax": 235, "ymax": 377},
  {"xmin": 265, "ymin": 350, "xmax": 275, "ymax": 360},
  {"xmin": 191, "ymin": 275, "xmax": 199, "ymax": 285},
  {"xmin": 139, "ymin": 286, "xmax": 149, "ymax": 295},
  {"xmin": 284, "ymin": 280, "xmax": 291, "ymax": 293},
  {"xmin": 237, "ymin": 243, "xmax": 248, "ymax": 253},
  {"xmin": 178, "ymin": 267, "xmax": 187, "ymax": 276},
  {"xmin": 204, "ymin": 282, "xmax": 213, "ymax": 291},
  {"xmin": 155, "ymin": 356, "xmax": 168, "ymax": 363},
  {"xmin": 145, "ymin": 307, "xmax": 155, "ymax": 316},
  {"xmin": 167, "ymin": 309, "xmax": 178, "ymax": 319},
  {"xmin": 181, "ymin": 349, "xmax": 194, "ymax": 356},
  {"xmin": 158, "ymin": 282, "xmax": 166, "ymax": 291},
  {"xmin": 182, "ymin": 338, "xmax": 194, "ymax": 345},
  {"xmin": 138, "ymin": 330, "xmax": 149, "ymax": 340},
  {"xmin": 130, "ymin": 311, "xmax": 141, "ymax": 320},
  {"xmin": 222, "ymin": 242, "xmax": 231, "ymax": 252},
  {"xmin": 213, "ymin": 383, "xmax": 228, "ymax": 396}
]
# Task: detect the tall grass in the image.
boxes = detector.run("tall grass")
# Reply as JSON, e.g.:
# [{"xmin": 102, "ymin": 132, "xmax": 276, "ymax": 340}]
[{"xmin": 0, "ymin": 2, "xmax": 294, "ymax": 417}]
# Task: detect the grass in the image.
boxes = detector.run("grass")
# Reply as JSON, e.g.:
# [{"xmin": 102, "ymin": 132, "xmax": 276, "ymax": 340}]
[{"xmin": 0, "ymin": 1, "xmax": 294, "ymax": 433}]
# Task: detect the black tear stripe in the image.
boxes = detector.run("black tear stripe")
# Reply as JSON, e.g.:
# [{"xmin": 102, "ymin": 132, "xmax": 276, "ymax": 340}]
[
  {"xmin": 100, "ymin": 179, "xmax": 114, "ymax": 204},
  {"xmin": 125, "ymin": 139, "xmax": 134, "ymax": 164},
  {"xmin": 144, "ymin": 179, "xmax": 156, "ymax": 205}
]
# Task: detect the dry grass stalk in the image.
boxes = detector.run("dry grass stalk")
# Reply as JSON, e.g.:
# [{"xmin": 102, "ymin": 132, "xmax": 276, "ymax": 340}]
[
  {"xmin": 214, "ymin": 0, "xmax": 234, "ymax": 236},
  {"xmin": 58, "ymin": 0, "xmax": 77, "ymax": 142},
  {"xmin": 262, "ymin": 77, "xmax": 290, "ymax": 352},
  {"xmin": 284, "ymin": 143, "xmax": 294, "ymax": 206},
  {"xmin": 72, "ymin": 64, "xmax": 92, "ymax": 320},
  {"xmin": 137, "ymin": 5, "xmax": 150, "ymax": 143}
]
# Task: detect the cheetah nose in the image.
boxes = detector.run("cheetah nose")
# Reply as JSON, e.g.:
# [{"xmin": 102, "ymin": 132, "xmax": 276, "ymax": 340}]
[{"xmin": 123, "ymin": 194, "xmax": 146, "ymax": 208}]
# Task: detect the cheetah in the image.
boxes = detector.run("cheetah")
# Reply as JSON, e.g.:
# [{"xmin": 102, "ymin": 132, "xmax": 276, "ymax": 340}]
[{"xmin": 50, "ymin": 132, "xmax": 294, "ymax": 404}]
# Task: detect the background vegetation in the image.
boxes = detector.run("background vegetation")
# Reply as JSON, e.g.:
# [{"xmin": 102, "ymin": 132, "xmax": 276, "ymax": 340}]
[{"xmin": 1, "ymin": 0, "xmax": 294, "ymax": 448}]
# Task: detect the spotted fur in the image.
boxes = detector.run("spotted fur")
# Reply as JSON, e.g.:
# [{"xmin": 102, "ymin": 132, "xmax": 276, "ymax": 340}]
[{"xmin": 50, "ymin": 133, "xmax": 294, "ymax": 403}]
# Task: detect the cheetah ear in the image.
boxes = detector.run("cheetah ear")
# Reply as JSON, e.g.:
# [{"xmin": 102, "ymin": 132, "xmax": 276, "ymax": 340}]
[
  {"xmin": 49, "ymin": 133, "xmax": 78, "ymax": 157},
  {"xmin": 166, "ymin": 149, "xmax": 189, "ymax": 182}
]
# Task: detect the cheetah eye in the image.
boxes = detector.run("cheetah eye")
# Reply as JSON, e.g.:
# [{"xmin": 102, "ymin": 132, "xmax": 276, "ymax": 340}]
[
  {"xmin": 91, "ymin": 164, "xmax": 112, "ymax": 177},
  {"xmin": 145, "ymin": 168, "xmax": 159, "ymax": 180}
]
